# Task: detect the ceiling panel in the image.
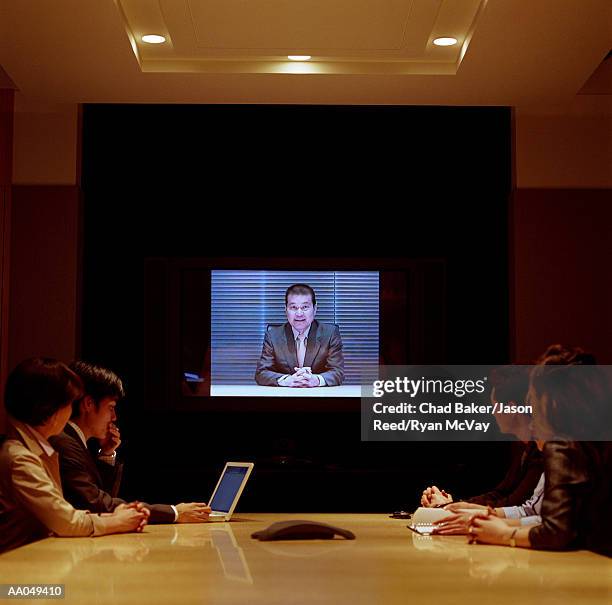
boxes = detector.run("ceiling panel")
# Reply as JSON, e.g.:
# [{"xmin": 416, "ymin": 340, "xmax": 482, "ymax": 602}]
[
  {"xmin": 0, "ymin": 0, "xmax": 609, "ymax": 106},
  {"xmin": 119, "ymin": 0, "xmax": 484, "ymax": 73}
]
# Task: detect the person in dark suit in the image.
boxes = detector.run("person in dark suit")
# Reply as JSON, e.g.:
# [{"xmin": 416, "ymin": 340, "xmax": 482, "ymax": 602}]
[
  {"xmin": 49, "ymin": 361, "xmax": 211, "ymax": 524},
  {"xmin": 467, "ymin": 346, "xmax": 612, "ymax": 555},
  {"xmin": 421, "ymin": 365, "xmax": 543, "ymax": 512},
  {"xmin": 1, "ymin": 358, "xmax": 147, "ymax": 553},
  {"xmin": 255, "ymin": 283, "xmax": 345, "ymax": 387}
]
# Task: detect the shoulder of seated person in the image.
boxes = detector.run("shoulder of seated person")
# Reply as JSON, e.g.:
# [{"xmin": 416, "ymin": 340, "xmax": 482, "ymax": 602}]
[
  {"xmin": 1, "ymin": 440, "xmax": 43, "ymax": 467},
  {"xmin": 49, "ymin": 432, "xmax": 81, "ymax": 452},
  {"xmin": 48, "ymin": 432, "xmax": 67, "ymax": 446},
  {"xmin": 317, "ymin": 322, "xmax": 338, "ymax": 334},
  {"xmin": 543, "ymin": 441, "xmax": 592, "ymax": 466}
]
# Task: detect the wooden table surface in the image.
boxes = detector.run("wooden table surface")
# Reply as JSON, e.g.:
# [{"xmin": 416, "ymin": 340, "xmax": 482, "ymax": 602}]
[{"xmin": 1, "ymin": 513, "xmax": 610, "ymax": 604}]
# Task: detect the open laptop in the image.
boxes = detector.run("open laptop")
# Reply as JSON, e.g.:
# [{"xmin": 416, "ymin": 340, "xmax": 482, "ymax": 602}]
[{"xmin": 207, "ymin": 462, "xmax": 254, "ymax": 522}]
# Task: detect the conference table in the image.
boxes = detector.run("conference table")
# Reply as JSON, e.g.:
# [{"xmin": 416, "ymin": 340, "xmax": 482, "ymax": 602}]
[{"xmin": 1, "ymin": 514, "xmax": 610, "ymax": 604}]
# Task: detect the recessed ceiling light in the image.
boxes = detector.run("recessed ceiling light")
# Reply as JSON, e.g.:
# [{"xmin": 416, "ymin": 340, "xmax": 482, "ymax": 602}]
[
  {"xmin": 142, "ymin": 34, "xmax": 166, "ymax": 44},
  {"xmin": 433, "ymin": 37, "xmax": 457, "ymax": 47},
  {"xmin": 288, "ymin": 55, "xmax": 311, "ymax": 61}
]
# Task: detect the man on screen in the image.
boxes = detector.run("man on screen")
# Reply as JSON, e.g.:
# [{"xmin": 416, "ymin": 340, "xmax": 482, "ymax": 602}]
[{"xmin": 255, "ymin": 284, "xmax": 345, "ymax": 387}]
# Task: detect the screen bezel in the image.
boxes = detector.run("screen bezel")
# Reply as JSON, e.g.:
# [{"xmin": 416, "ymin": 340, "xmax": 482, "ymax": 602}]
[
  {"xmin": 144, "ymin": 256, "xmax": 446, "ymax": 412},
  {"xmin": 208, "ymin": 462, "xmax": 255, "ymax": 517}
]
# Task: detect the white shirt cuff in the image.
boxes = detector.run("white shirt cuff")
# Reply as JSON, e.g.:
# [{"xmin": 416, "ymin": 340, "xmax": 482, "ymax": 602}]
[
  {"xmin": 502, "ymin": 506, "xmax": 521, "ymax": 519},
  {"xmin": 317, "ymin": 374, "xmax": 326, "ymax": 386},
  {"xmin": 171, "ymin": 504, "xmax": 179, "ymax": 522},
  {"xmin": 98, "ymin": 451, "xmax": 117, "ymax": 466},
  {"xmin": 520, "ymin": 515, "xmax": 541, "ymax": 526},
  {"xmin": 277, "ymin": 375, "xmax": 289, "ymax": 386}
]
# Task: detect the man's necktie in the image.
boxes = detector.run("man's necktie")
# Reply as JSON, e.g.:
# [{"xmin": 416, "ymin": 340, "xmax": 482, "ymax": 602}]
[{"xmin": 296, "ymin": 335, "xmax": 306, "ymax": 368}]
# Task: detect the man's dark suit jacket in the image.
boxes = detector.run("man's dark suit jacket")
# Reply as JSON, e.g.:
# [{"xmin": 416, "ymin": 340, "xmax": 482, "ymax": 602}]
[
  {"xmin": 49, "ymin": 423, "xmax": 176, "ymax": 524},
  {"xmin": 467, "ymin": 441, "xmax": 543, "ymax": 507},
  {"xmin": 255, "ymin": 320, "xmax": 345, "ymax": 386}
]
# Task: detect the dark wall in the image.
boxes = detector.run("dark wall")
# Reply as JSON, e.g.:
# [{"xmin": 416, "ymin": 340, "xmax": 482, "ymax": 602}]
[
  {"xmin": 0, "ymin": 88, "xmax": 13, "ymax": 434},
  {"xmin": 511, "ymin": 189, "xmax": 612, "ymax": 364},
  {"xmin": 9, "ymin": 186, "xmax": 82, "ymax": 371},
  {"xmin": 81, "ymin": 105, "xmax": 512, "ymax": 511}
]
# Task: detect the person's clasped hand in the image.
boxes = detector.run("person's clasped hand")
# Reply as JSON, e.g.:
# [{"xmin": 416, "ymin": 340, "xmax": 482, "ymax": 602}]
[
  {"xmin": 433, "ymin": 504, "xmax": 498, "ymax": 535},
  {"xmin": 444, "ymin": 501, "xmax": 486, "ymax": 513},
  {"xmin": 285, "ymin": 368, "xmax": 319, "ymax": 388},
  {"xmin": 467, "ymin": 511, "xmax": 511, "ymax": 545},
  {"xmin": 113, "ymin": 501, "xmax": 150, "ymax": 532},
  {"xmin": 421, "ymin": 485, "xmax": 453, "ymax": 507},
  {"xmin": 432, "ymin": 512, "xmax": 471, "ymax": 535}
]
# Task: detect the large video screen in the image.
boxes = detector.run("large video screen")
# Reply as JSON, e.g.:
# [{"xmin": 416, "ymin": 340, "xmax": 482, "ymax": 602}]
[
  {"xmin": 208, "ymin": 270, "xmax": 379, "ymax": 397},
  {"xmin": 145, "ymin": 258, "xmax": 445, "ymax": 409}
]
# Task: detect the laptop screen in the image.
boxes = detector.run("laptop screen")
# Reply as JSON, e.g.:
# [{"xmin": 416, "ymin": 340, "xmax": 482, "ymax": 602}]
[{"xmin": 210, "ymin": 466, "xmax": 249, "ymax": 512}]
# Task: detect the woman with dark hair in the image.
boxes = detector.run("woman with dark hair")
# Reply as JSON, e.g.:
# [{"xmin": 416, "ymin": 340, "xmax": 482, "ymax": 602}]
[
  {"xmin": 421, "ymin": 364, "xmax": 542, "ymax": 511},
  {"xmin": 468, "ymin": 346, "xmax": 612, "ymax": 556},
  {"xmin": 0, "ymin": 358, "xmax": 148, "ymax": 553}
]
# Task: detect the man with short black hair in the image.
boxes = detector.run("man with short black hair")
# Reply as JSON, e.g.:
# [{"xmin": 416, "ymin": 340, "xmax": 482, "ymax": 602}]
[
  {"xmin": 255, "ymin": 283, "xmax": 345, "ymax": 387},
  {"xmin": 0, "ymin": 358, "xmax": 147, "ymax": 552},
  {"xmin": 50, "ymin": 361, "xmax": 211, "ymax": 524}
]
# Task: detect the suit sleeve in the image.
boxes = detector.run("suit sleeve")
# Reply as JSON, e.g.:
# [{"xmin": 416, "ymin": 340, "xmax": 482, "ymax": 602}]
[
  {"xmin": 96, "ymin": 458, "xmax": 123, "ymax": 498},
  {"xmin": 319, "ymin": 325, "xmax": 345, "ymax": 386},
  {"xmin": 144, "ymin": 503, "xmax": 177, "ymax": 524},
  {"xmin": 56, "ymin": 437, "xmax": 126, "ymax": 513},
  {"xmin": 255, "ymin": 329, "xmax": 285, "ymax": 386},
  {"xmin": 55, "ymin": 435, "xmax": 178, "ymax": 523},
  {"xmin": 488, "ymin": 448, "xmax": 544, "ymax": 507},
  {"xmin": 528, "ymin": 442, "xmax": 589, "ymax": 550},
  {"xmin": 468, "ymin": 443, "xmax": 544, "ymax": 507}
]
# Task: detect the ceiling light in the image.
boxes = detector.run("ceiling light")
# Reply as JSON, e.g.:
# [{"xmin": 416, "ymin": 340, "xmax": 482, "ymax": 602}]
[
  {"xmin": 288, "ymin": 55, "xmax": 311, "ymax": 61},
  {"xmin": 433, "ymin": 37, "xmax": 457, "ymax": 47},
  {"xmin": 142, "ymin": 35, "xmax": 166, "ymax": 44}
]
